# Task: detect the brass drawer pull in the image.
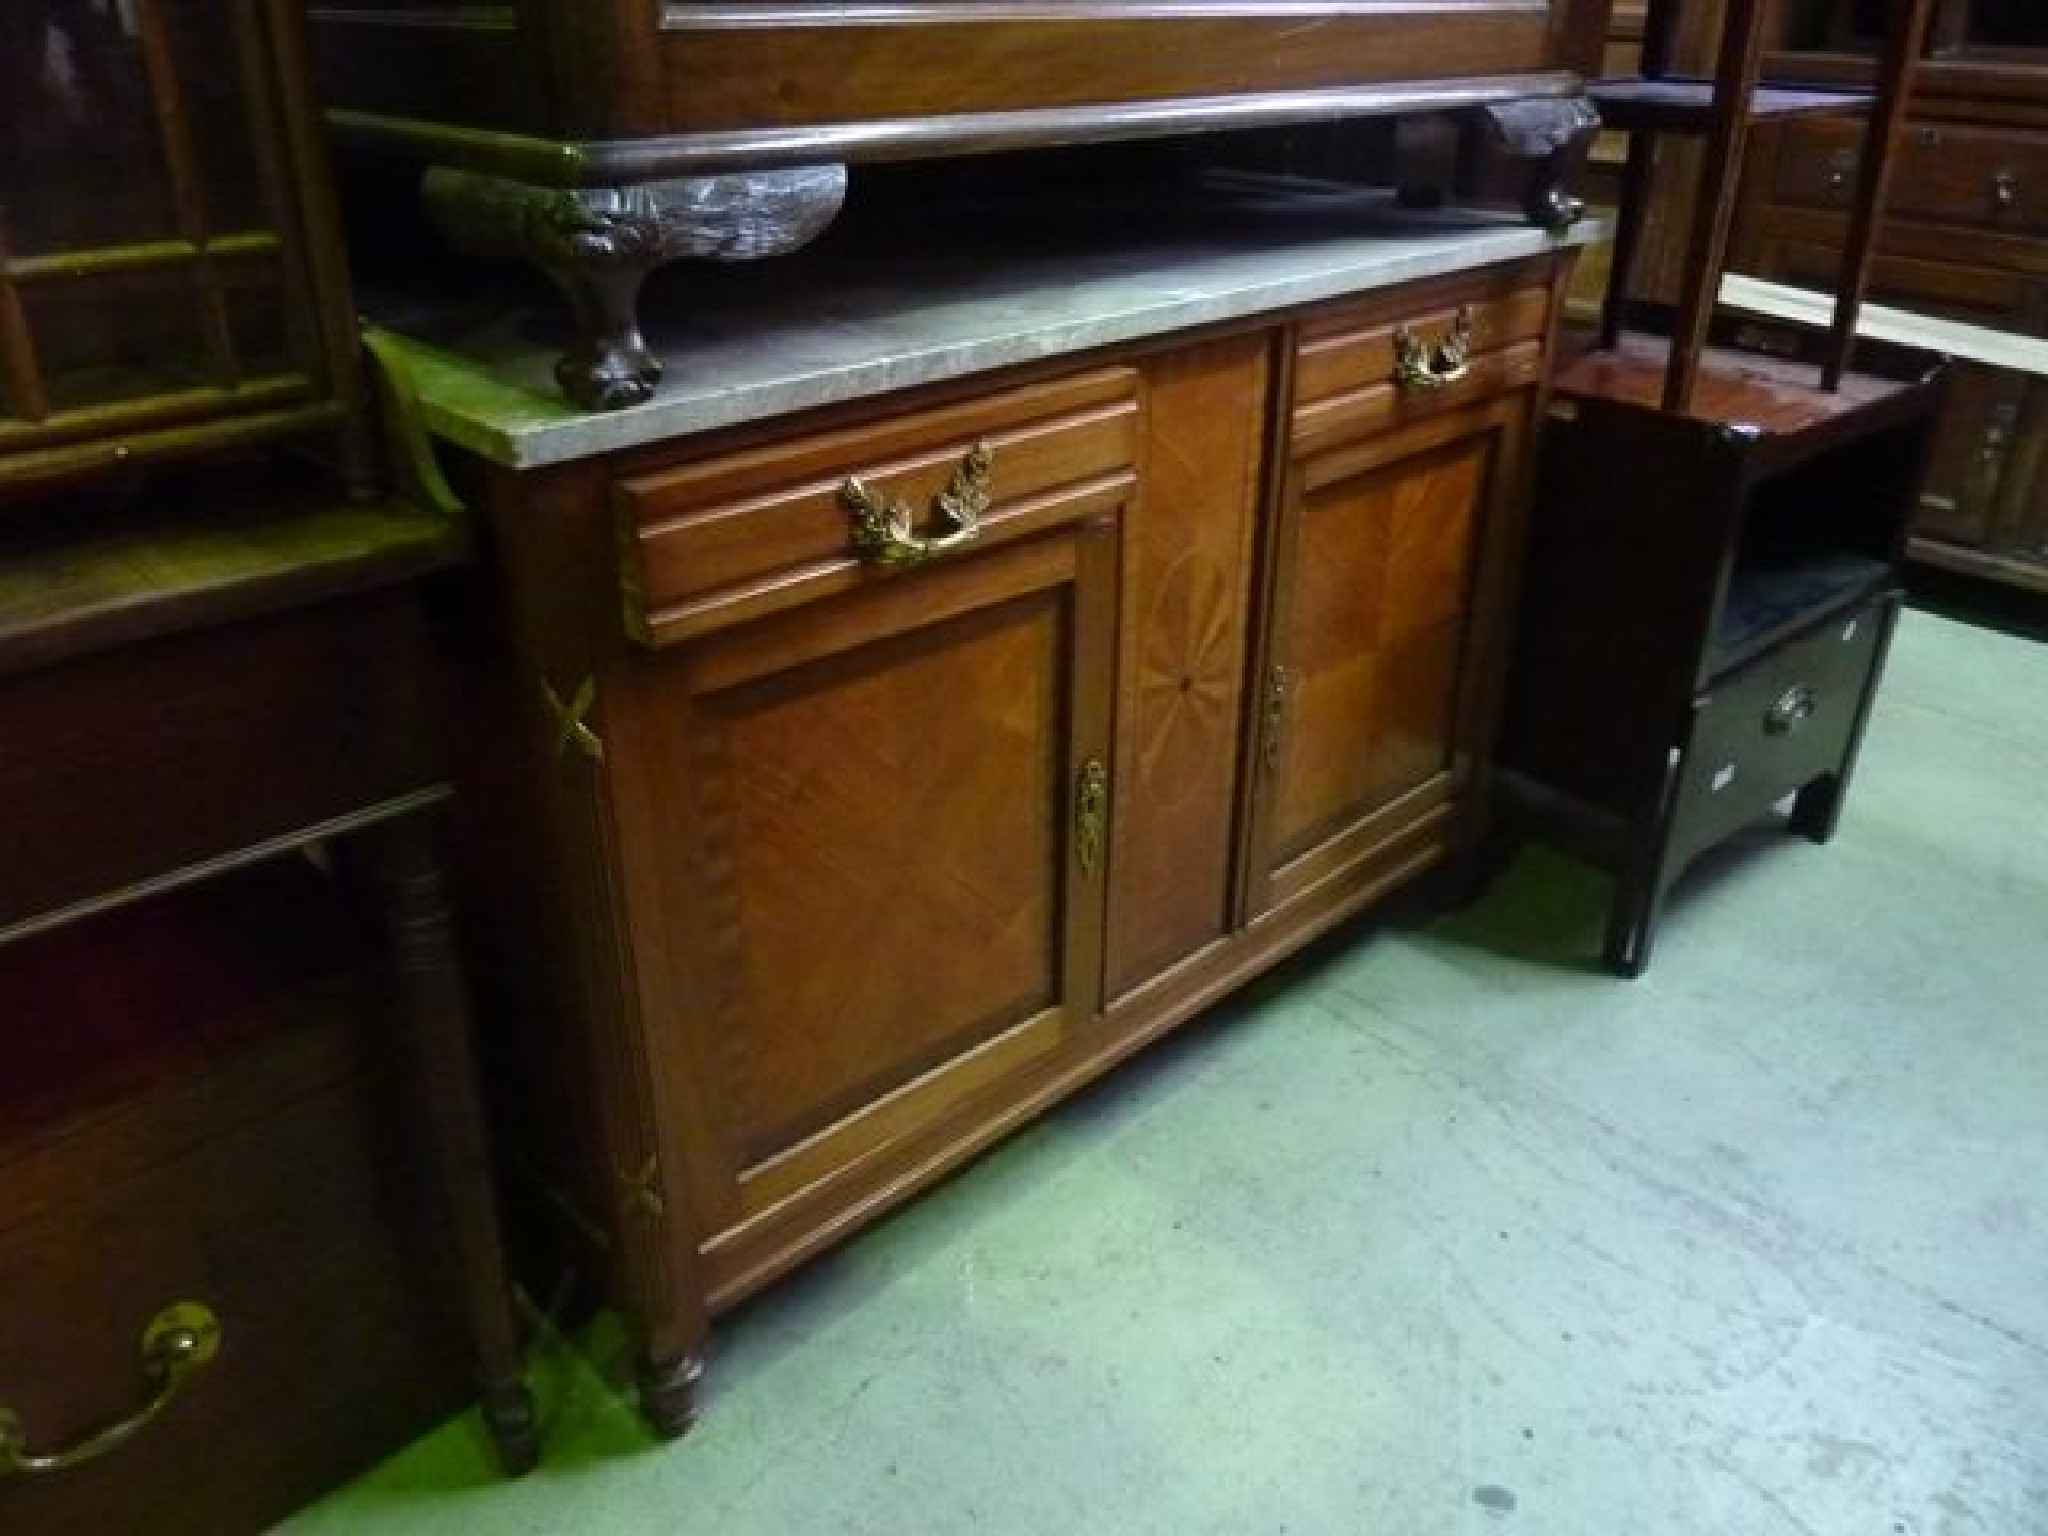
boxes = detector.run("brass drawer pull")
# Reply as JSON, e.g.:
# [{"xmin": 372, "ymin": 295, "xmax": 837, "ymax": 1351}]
[
  {"xmin": 1764, "ymin": 683, "xmax": 1818, "ymax": 736},
  {"xmin": 0, "ymin": 1302, "xmax": 221, "ymax": 1477},
  {"xmin": 1992, "ymin": 168, "xmax": 2018, "ymax": 212},
  {"xmin": 1393, "ymin": 307, "xmax": 1473, "ymax": 392},
  {"xmin": 842, "ymin": 440, "xmax": 994, "ymax": 566},
  {"xmin": 1825, "ymin": 148, "xmax": 1857, "ymax": 196}
]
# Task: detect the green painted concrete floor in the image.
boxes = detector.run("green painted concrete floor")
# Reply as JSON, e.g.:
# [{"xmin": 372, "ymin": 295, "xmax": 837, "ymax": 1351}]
[{"xmin": 286, "ymin": 607, "xmax": 2047, "ymax": 1536}]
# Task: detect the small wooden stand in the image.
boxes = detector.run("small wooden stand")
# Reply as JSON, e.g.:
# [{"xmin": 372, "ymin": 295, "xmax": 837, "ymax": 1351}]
[{"xmin": 1498, "ymin": 0, "xmax": 1949, "ymax": 975}]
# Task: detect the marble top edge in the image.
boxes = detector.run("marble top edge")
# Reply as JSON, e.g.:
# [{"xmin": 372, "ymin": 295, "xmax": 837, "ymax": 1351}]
[{"xmin": 394, "ymin": 209, "xmax": 1610, "ymax": 470}]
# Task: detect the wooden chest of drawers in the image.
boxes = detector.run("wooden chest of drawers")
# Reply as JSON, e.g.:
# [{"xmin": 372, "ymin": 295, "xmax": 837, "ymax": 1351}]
[
  {"xmin": 0, "ymin": 494, "xmax": 533, "ymax": 1530},
  {"xmin": 1718, "ymin": 5, "xmax": 2048, "ymax": 597}
]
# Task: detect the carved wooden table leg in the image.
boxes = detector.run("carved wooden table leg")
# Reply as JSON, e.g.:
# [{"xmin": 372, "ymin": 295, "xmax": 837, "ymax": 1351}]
[
  {"xmin": 365, "ymin": 810, "xmax": 541, "ymax": 1475},
  {"xmin": 421, "ymin": 166, "xmax": 848, "ymax": 411}
]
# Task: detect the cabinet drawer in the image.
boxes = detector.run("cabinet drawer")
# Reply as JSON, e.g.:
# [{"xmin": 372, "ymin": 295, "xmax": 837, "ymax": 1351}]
[
  {"xmin": 618, "ymin": 367, "xmax": 1140, "ymax": 645},
  {"xmin": 0, "ymin": 864, "xmax": 471, "ymax": 1535},
  {"xmin": 0, "ymin": 590, "xmax": 439, "ymax": 936},
  {"xmin": 1290, "ymin": 279, "xmax": 1552, "ymax": 447},
  {"xmin": 1772, "ymin": 118, "xmax": 2048, "ymax": 236},
  {"xmin": 1670, "ymin": 597, "xmax": 1893, "ymax": 872}
]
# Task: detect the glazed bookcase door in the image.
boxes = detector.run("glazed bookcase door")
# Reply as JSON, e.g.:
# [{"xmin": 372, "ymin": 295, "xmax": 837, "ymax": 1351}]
[
  {"xmin": 0, "ymin": 0, "xmax": 364, "ymax": 493},
  {"xmin": 1246, "ymin": 393, "xmax": 1532, "ymax": 919},
  {"xmin": 634, "ymin": 519, "xmax": 1119, "ymax": 1300}
]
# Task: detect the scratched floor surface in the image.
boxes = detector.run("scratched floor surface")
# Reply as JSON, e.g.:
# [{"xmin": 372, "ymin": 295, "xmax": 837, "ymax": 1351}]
[{"xmin": 286, "ymin": 606, "xmax": 2048, "ymax": 1536}]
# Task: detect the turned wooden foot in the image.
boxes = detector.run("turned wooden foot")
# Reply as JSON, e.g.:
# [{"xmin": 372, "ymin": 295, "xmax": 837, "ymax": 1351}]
[
  {"xmin": 421, "ymin": 166, "xmax": 848, "ymax": 411},
  {"xmin": 481, "ymin": 1379, "xmax": 543, "ymax": 1476},
  {"xmin": 637, "ymin": 1351, "xmax": 706, "ymax": 1439}
]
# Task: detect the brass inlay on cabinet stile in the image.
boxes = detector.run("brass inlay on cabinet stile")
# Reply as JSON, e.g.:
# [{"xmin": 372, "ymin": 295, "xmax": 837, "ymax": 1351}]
[{"xmin": 544, "ymin": 675, "xmax": 605, "ymax": 762}]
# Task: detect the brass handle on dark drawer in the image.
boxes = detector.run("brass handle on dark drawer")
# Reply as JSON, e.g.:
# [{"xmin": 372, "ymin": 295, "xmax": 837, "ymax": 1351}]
[
  {"xmin": 842, "ymin": 440, "xmax": 994, "ymax": 566},
  {"xmin": 1825, "ymin": 148, "xmax": 1857, "ymax": 196},
  {"xmin": 0, "ymin": 1302, "xmax": 221, "ymax": 1477},
  {"xmin": 1393, "ymin": 308, "xmax": 1473, "ymax": 392},
  {"xmin": 1764, "ymin": 683, "xmax": 1818, "ymax": 736},
  {"xmin": 1992, "ymin": 169, "xmax": 2018, "ymax": 212}
]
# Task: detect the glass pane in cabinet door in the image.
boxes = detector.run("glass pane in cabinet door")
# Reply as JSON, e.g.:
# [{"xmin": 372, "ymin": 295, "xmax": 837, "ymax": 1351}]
[
  {"xmin": 1970, "ymin": 0, "xmax": 2046, "ymax": 50},
  {"xmin": 0, "ymin": 1, "xmax": 179, "ymax": 255},
  {"xmin": 26, "ymin": 270, "xmax": 210, "ymax": 410},
  {"xmin": 161, "ymin": 0, "xmax": 277, "ymax": 236}
]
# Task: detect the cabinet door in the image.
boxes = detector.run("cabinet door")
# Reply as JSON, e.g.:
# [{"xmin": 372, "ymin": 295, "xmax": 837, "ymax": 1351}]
[
  {"xmin": 1245, "ymin": 393, "xmax": 1532, "ymax": 919},
  {"xmin": 631, "ymin": 520, "xmax": 1119, "ymax": 1286}
]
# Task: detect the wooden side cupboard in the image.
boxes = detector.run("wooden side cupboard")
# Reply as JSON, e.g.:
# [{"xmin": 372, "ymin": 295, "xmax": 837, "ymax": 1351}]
[
  {"xmin": 434, "ymin": 246, "xmax": 1575, "ymax": 1430},
  {"xmin": 2, "ymin": 1, "xmax": 533, "ymax": 1526},
  {"xmin": 0, "ymin": 485, "xmax": 537, "ymax": 1533}
]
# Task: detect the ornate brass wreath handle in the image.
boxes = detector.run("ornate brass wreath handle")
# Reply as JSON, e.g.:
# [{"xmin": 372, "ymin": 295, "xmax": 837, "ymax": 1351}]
[
  {"xmin": 0, "ymin": 1302, "xmax": 222, "ymax": 1478},
  {"xmin": 1393, "ymin": 307, "xmax": 1474, "ymax": 392},
  {"xmin": 842, "ymin": 441, "xmax": 995, "ymax": 566}
]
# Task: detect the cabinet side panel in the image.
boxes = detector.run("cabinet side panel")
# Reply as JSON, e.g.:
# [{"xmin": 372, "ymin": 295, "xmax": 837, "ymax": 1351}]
[{"xmin": 1106, "ymin": 336, "xmax": 1269, "ymax": 999}]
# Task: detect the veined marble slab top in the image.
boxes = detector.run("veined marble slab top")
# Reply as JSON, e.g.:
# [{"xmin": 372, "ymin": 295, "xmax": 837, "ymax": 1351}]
[{"xmin": 368, "ymin": 183, "xmax": 1608, "ymax": 470}]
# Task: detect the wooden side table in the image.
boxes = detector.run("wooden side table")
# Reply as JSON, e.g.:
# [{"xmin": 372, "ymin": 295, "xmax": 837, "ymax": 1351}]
[{"xmin": 0, "ymin": 474, "xmax": 536, "ymax": 1533}]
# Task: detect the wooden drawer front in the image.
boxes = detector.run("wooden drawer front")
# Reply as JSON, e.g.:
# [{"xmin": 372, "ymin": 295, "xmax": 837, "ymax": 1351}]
[
  {"xmin": 1670, "ymin": 598, "xmax": 1893, "ymax": 873},
  {"xmin": 1773, "ymin": 118, "xmax": 2048, "ymax": 236},
  {"xmin": 0, "ymin": 868, "xmax": 470, "ymax": 1535},
  {"xmin": 618, "ymin": 367, "xmax": 1140, "ymax": 645},
  {"xmin": 1743, "ymin": 226, "xmax": 2042, "ymax": 330},
  {"xmin": 0, "ymin": 591, "xmax": 438, "ymax": 935},
  {"xmin": 1290, "ymin": 280, "xmax": 1552, "ymax": 449}
]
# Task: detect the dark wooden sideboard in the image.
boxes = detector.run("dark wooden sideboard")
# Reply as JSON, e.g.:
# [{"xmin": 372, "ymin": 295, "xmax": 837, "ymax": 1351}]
[
  {"xmin": 2, "ymin": 1, "xmax": 533, "ymax": 1524},
  {"xmin": 306, "ymin": 0, "xmax": 1611, "ymax": 408}
]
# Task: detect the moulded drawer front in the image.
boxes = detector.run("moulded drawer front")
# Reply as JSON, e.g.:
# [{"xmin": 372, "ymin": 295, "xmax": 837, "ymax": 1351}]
[
  {"xmin": 1290, "ymin": 280, "xmax": 1552, "ymax": 446},
  {"xmin": 1774, "ymin": 119, "xmax": 2048, "ymax": 235},
  {"xmin": 0, "ymin": 1068, "xmax": 471, "ymax": 1536},
  {"xmin": 1670, "ymin": 599, "xmax": 1892, "ymax": 870},
  {"xmin": 617, "ymin": 367, "xmax": 1141, "ymax": 646}
]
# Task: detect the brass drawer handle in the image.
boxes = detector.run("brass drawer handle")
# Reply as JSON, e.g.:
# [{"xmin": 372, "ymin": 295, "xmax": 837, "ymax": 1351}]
[
  {"xmin": 842, "ymin": 440, "xmax": 994, "ymax": 567},
  {"xmin": 1992, "ymin": 169, "xmax": 2018, "ymax": 212},
  {"xmin": 1825, "ymin": 148, "xmax": 1858, "ymax": 196},
  {"xmin": 1764, "ymin": 683, "xmax": 1817, "ymax": 736},
  {"xmin": 1393, "ymin": 307, "xmax": 1473, "ymax": 392},
  {"xmin": 0, "ymin": 1302, "xmax": 221, "ymax": 1477}
]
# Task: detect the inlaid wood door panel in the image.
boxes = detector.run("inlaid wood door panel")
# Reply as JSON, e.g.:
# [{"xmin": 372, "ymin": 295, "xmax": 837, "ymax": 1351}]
[
  {"xmin": 634, "ymin": 520, "xmax": 1119, "ymax": 1252},
  {"xmin": 1247, "ymin": 394, "xmax": 1530, "ymax": 918},
  {"xmin": 1105, "ymin": 335, "xmax": 1270, "ymax": 1001}
]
